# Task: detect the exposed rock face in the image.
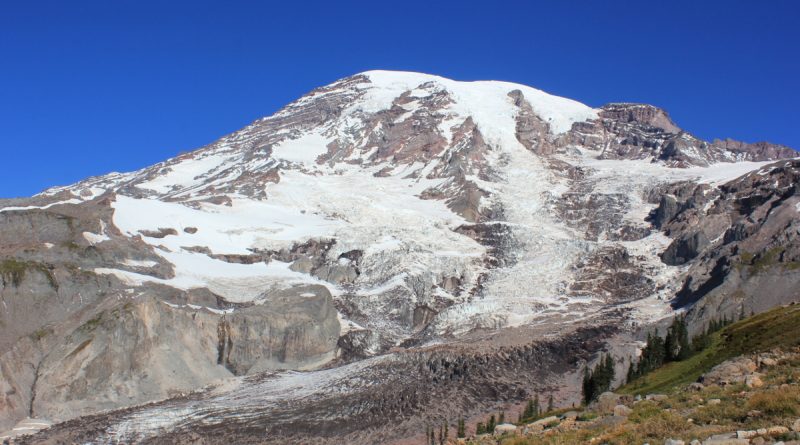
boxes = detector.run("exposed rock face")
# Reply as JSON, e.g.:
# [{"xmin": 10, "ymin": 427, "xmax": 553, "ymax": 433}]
[
  {"xmin": 510, "ymin": 90, "xmax": 554, "ymax": 155},
  {"xmin": 650, "ymin": 159, "xmax": 800, "ymax": 331},
  {"xmin": 216, "ymin": 285, "xmax": 340, "ymax": 374},
  {"xmin": 2, "ymin": 284, "xmax": 339, "ymax": 427},
  {"xmin": 556, "ymin": 103, "xmax": 795, "ymax": 167},
  {"xmin": 598, "ymin": 103, "xmax": 681, "ymax": 134},
  {"xmin": 569, "ymin": 245, "xmax": 655, "ymax": 303},
  {"xmin": 16, "ymin": 321, "xmax": 618, "ymax": 445},
  {"xmin": 0, "ymin": 70, "xmax": 797, "ymax": 442},
  {"xmin": 661, "ymin": 231, "xmax": 710, "ymax": 265},
  {"xmin": 32, "ymin": 296, "xmax": 232, "ymax": 422}
]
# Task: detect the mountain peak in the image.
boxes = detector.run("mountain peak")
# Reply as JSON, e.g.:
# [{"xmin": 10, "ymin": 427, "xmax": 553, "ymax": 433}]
[{"xmin": 2, "ymin": 70, "xmax": 799, "ymax": 443}]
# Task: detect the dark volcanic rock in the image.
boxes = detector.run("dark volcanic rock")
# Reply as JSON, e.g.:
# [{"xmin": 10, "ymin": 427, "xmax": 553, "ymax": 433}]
[{"xmin": 661, "ymin": 231, "xmax": 710, "ymax": 266}]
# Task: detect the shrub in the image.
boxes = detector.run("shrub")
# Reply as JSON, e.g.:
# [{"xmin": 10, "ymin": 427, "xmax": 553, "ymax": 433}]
[{"xmin": 747, "ymin": 387, "xmax": 800, "ymax": 416}]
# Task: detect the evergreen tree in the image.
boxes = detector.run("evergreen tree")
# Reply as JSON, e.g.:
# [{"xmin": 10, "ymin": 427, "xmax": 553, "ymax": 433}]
[
  {"xmin": 626, "ymin": 357, "xmax": 636, "ymax": 383},
  {"xmin": 636, "ymin": 331, "xmax": 666, "ymax": 376},
  {"xmin": 582, "ymin": 366, "xmax": 593, "ymax": 405},
  {"xmin": 664, "ymin": 323, "xmax": 677, "ymax": 361},
  {"xmin": 487, "ymin": 414, "xmax": 496, "ymax": 433},
  {"xmin": 476, "ymin": 422, "xmax": 486, "ymax": 435},
  {"xmin": 581, "ymin": 354, "xmax": 617, "ymax": 404},
  {"xmin": 665, "ymin": 315, "xmax": 691, "ymax": 361},
  {"xmin": 443, "ymin": 422, "xmax": 448, "ymax": 443},
  {"xmin": 547, "ymin": 394, "xmax": 554, "ymax": 413},
  {"xmin": 438, "ymin": 425, "xmax": 444, "ymax": 445},
  {"xmin": 457, "ymin": 418, "xmax": 466, "ymax": 438},
  {"xmin": 677, "ymin": 318, "xmax": 691, "ymax": 360},
  {"xmin": 522, "ymin": 398, "xmax": 534, "ymax": 420},
  {"xmin": 533, "ymin": 394, "xmax": 540, "ymax": 417}
]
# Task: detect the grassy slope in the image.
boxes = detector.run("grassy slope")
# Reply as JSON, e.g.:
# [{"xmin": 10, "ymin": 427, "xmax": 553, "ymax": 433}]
[
  {"xmin": 619, "ymin": 303, "xmax": 800, "ymax": 395},
  {"xmin": 497, "ymin": 304, "xmax": 800, "ymax": 445}
]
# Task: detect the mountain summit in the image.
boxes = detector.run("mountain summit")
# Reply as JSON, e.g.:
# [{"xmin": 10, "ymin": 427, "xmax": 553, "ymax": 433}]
[{"xmin": 1, "ymin": 71, "xmax": 798, "ymax": 444}]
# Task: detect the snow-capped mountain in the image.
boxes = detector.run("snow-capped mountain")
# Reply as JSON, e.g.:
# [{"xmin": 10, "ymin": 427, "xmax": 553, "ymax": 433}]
[{"xmin": 1, "ymin": 71, "xmax": 797, "ymax": 444}]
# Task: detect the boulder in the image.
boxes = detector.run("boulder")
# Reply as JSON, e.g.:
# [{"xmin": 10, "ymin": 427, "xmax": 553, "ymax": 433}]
[
  {"xmin": 768, "ymin": 426, "xmax": 790, "ymax": 435},
  {"xmin": 745, "ymin": 374, "xmax": 764, "ymax": 388},
  {"xmin": 708, "ymin": 399, "xmax": 721, "ymax": 405},
  {"xmin": 736, "ymin": 430, "xmax": 757, "ymax": 439},
  {"xmin": 530, "ymin": 415, "xmax": 559, "ymax": 428},
  {"xmin": 702, "ymin": 437, "xmax": 749, "ymax": 445},
  {"xmin": 689, "ymin": 382, "xmax": 705, "ymax": 391},
  {"xmin": 665, "ymin": 440, "xmax": 685, "ymax": 445},
  {"xmin": 701, "ymin": 357, "xmax": 758, "ymax": 386},
  {"xmin": 759, "ymin": 357, "xmax": 778, "ymax": 367},
  {"xmin": 646, "ymin": 393, "xmax": 669, "ymax": 402},
  {"xmin": 494, "ymin": 423, "xmax": 517, "ymax": 436},
  {"xmin": 560, "ymin": 411, "xmax": 579, "ymax": 421},
  {"xmin": 613, "ymin": 404, "xmax": 632, "ymax": 417},
  {"xmin": 594, "ymin": 392, "xmax": 621, "ymax": 413},
  {"xmin": 792, "ymin": 418, "xmax": 800, "ymax": 432}
]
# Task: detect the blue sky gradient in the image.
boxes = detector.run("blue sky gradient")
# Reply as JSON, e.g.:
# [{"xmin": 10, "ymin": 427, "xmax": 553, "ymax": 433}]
[{"xmin": 1, "ymin": 0, "xmax": 798, "ymax": 197}]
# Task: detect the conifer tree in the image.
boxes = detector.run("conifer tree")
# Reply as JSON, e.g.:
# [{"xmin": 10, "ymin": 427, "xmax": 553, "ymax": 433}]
[
  {"xmin": 547, "ymin": 394, "xmax": 554, "ymax": 413},
  {"xmin": 457, "ymin": 418, "xmax": 465, "ymax": 438},
  {"xmin": 677, "ymin": 317, "xmax": 691, "ymax": 360},
  {"xmin": 476, "ymin": 422, "xmax": 485, "ymax": 435},
  {"xmin": 533, "ymin": 394, "xmax": 540, "ymax": 417},
  {"xmin": 582, "ymin": 354, "xmax": 617, "ymax": 404},
  {"xmin": 487, "ymin": 414, "xmax": 496, "ymax": 433},
  {"xmin": 581, "ymin": 367, "xmax": 592, "ymax": 405},
  {"xmin": 522, "ymin": 399, "xmax": 533, "ymax": 420},
  {"xmin": 626, "ymin": 357, "xmax": 636, "ymax": 383}
]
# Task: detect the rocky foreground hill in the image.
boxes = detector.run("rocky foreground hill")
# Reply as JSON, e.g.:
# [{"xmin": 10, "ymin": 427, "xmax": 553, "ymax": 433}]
[
  {"xmin": 459, "ymin": 303, "xmax": 800, "ymax": 445},
  {"xmin": 0, "ymin": 71, "xmax": 798, "ymax": 444}
]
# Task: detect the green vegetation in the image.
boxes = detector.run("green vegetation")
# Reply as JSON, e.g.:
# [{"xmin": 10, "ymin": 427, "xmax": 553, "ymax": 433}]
[
  {"xmin": 30, "ymin": 326, "xmax": 52, "ymax": 341},
  {"xmin": 582, "ymin": 354, "xmax": 615, "ymax": 404},
  {"xmin": 0, "ymin": 258, "xmax": 58, "ymax": 288},
  {"xmin": 60, "ymin": 240, "xmax": 82, "ymax": 250},
  {"xmin": 0, "ymin": 259, "xmax": 29, "ymax": 286},
  {"xmin": 495, "ymin": 304, "xmax": 800, "ymax": 445},
  {"xmin": 426, "ymin": 421, "xmax": 451, "ymax": 445},
  {"xmin": 737, "ymin": 247, "xmax": 800, "ymax": 275},
  {"xmin": 620, "ymin": 304, "xmax": 800, "ymax": 395},
  {"xmin": 79, "ymin": 311, "xmax": 105, "ymax": 333},
  {"xmin": 520, "ymin": 394, "xmax": 541, "ymax": 422}
]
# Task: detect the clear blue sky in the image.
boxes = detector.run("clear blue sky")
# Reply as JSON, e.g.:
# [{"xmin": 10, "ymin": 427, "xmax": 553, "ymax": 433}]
[{"xmin": 2, "ymin": 0, "xmax": 798, "ymax": 198}]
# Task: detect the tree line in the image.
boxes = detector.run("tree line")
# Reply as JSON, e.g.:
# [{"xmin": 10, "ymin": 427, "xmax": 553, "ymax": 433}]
[{"xmin": 626, "ymin": 313, "xmax": 735, "ymax": 384}]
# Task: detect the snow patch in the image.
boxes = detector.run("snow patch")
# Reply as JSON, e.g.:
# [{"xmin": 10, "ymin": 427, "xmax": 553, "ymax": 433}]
[
  {"xmin": 360, "ymin": 70, "xmax": 597, "ymax": 135},
  {"xmin": 271, "ymin": 132, "xmax": 331, "ymax": 164}
]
